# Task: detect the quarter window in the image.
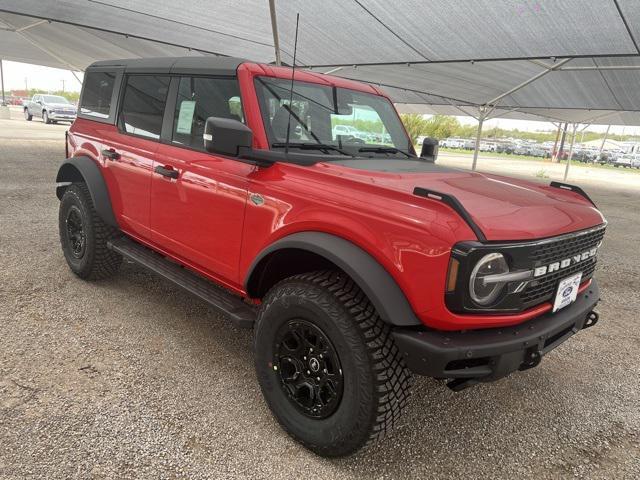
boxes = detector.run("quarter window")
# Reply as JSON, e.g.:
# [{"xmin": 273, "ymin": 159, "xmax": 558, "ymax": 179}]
[
  {"xmin": 119, "ymin": 75, "xmax": 170, "ymax": 139},
  {"xmin": 172, "ymin": 76, "xmax": 243, "ymax": 151},
  {"xmin": 80, "ymin": 71, "xmax": 116, "ymax": 118}
]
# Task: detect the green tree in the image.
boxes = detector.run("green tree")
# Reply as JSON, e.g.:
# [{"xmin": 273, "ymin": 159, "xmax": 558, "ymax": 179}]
[
  {"xmin": 423, "ymin": 115, "xmax": 461, "ymax": 140},
  {"xmin": 399, "ymin": 114, "xmax": 429, "ymax": 143}
]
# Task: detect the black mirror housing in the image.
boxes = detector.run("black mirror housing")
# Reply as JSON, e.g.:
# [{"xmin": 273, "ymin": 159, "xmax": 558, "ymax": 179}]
[
  {"xmin": 204, "ymin": 117, "xmax": 253, "ymax": 157},
  {"xmin": 420, "ymin": 137, "xmax": 439, "ymax": 163}
]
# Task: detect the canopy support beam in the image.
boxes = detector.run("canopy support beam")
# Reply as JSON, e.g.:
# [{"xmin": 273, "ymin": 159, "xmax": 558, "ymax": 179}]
[
  {"xmin": 485, "ymin": 58, "xmax": 572, "ymax": 108},
  {"xmin": 268, "ymin": 0, "xmax": 282, "ymax": 66}
]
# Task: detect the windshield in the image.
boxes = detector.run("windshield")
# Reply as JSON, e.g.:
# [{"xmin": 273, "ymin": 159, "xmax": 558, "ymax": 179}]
[
  {"xmin": 255, "ymin": 76, "xmax": 413, "ymax": 157},
  {"xmin": 42, "ymin": 95, "xmax": 70, "ymax": 104}
]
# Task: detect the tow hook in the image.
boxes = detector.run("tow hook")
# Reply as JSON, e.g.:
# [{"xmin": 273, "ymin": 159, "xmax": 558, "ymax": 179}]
[
  {"xmin": 583, "ymin": 310, "xmax": 599, "ymax": 330},
  {"xmin": 519, "ymin": 349, "xmax": 542, "ymax": 371}
]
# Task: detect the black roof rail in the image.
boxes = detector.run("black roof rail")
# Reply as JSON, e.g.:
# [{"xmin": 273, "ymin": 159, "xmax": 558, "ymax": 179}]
[
  {"xmin": 413, "ymin": 187, "xmax": 487, "ymax": 241},
  {"xmin": 549, "ymin": 181, "xmax": 597, "ymax": 207}
]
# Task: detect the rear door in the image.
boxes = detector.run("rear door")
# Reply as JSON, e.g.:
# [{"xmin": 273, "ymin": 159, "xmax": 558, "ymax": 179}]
[
  {"xmin": 100, "ymin": 74, "xmax": 170, "ymax": 239},
  {"xmin": 150, "ymin": 75, "xmax": 253, "ymax": 286}
]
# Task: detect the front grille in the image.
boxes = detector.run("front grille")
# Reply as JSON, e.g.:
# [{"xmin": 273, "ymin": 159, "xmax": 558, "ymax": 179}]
[
  {"xmin": 520, "ymin": 226, "xmax": 605, "ymax": 307},
  {"xmin": 529, "ymin": 227, "xmax": 605, "ymax": 265}
]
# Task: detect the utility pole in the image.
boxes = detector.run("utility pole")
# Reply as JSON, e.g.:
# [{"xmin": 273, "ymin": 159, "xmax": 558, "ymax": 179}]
[
  {"xmin": 61, "ymin": 79, "xmax": 65, "ymax": 93},
  {"xmin": 599, "ymin": 124, "xmax": 611, "ymax": 157},
  {"xmin": 471, "ymin": 107, "xmax": 487, "ymax": 171},
  {"xmin": 551, "ymin": 123, "xmax": 561, "ymax": 162},
  {"xmin": 556, "ymin": 122, "xmax": 568, "ymax": 162}
]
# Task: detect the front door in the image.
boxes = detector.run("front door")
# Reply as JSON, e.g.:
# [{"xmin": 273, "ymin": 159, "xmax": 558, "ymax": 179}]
[{"xmin": 150, "ymin": 75, "xmax": 253, "ymax": 287}]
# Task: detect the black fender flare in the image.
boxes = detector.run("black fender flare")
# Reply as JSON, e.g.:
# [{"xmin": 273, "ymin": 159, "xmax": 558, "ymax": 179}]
[
  {"xmin": 56, "ymin": 156, "xmax": 118, "ymax": 227},
  {"xmin": 245, "ymin": 232, "xmax": 421, "ymax": 327}
]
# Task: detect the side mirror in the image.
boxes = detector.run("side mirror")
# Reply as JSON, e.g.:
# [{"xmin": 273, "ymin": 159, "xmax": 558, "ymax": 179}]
[
  {"xmin": 203, "ymin": 117, "xmax": 253, "ymax": 157},
  {"xmin": 420, "ymin": 137, "xmax": 439, "ymax": 162}
]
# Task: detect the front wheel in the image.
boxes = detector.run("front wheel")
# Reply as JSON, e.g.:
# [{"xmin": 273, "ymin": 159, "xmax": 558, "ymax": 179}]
[
  {"xmin": 59, "ymin": 183, "xmax": 122, "ymax": 279},
  {"xmin": 254, "ymin": 271, "xmax": 413, "ymax": 457},
  {"xmin": 43, "ymin": 111, "xmax": 51, "ymax": 124}
]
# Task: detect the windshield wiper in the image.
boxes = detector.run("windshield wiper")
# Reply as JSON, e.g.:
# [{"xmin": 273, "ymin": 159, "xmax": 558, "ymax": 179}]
[
  {"xmin": 358, "ymin": 146, "xmax": 413, "ymax": 158},
  {"xmin": 272, "ymin": 142, "xmax": 354, "ymax": 157}
]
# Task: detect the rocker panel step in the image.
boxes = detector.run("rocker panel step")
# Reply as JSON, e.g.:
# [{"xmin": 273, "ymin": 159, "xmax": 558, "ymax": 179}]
[{"xmin": 108, "ymin": 237, "xmax": 256, "ymax": 328}]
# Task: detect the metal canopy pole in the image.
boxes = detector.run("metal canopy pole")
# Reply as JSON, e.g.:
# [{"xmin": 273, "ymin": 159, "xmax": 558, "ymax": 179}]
[
  {"xmin": 0, "ymin": 59, "xmax": 5, "ymax": 105},
  {"xmin": 268, "ymin": 0, "xmax": 282, "ymax": 66},
  {"xmin": 471, "ymin": 108, "xmax": 486, "ymax": 171},
  {"xmin": 563, "ymin": 123, "xmax": 579, "ymax": 181}
]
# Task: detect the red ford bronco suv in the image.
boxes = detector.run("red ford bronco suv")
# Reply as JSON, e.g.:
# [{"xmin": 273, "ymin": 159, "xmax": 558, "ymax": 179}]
[{"xmin": 57, "ymin": 57, "xmax": 606, "ymax": 457}]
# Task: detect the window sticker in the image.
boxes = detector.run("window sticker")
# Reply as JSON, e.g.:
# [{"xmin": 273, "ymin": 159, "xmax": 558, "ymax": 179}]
[{"xmin": 176, "ymin": 100, "xmax": 196, "ymax": 134}]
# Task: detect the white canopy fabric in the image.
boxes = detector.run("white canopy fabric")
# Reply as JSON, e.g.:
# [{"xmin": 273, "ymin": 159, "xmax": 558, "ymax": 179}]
[{"xmin": 1, "ymin": 0, "xmax": 640, "ymax": 125}]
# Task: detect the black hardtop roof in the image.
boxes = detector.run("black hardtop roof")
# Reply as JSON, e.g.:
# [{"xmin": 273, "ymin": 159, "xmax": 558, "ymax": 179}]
[{"xmin": 87, "ymin": 56, "xmax": 248, "ymax": 76}]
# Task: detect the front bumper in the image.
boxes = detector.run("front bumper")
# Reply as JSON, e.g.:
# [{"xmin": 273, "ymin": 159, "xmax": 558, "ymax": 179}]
[
  {"xmin": 49, "ymin": 112, "xmax": 76, "ymax": 120},
  {"xmin": 393, "ymin": 280, "xmax": 600, "ymax": 389}
]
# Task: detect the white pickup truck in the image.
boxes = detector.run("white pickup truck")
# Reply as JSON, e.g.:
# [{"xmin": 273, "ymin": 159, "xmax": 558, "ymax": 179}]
[{"xmin": 23, "ymin": 94, "xmax": 77, "ymax": 124}]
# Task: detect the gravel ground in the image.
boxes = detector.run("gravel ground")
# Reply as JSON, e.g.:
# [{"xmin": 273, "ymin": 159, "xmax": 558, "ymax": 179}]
[{"xmin": 1, "ymin": 138, "xmax": 639, "ymax": 479}]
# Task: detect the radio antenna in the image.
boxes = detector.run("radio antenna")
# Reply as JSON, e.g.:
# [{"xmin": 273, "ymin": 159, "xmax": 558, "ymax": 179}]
[{"xmin": 284, "ymin": 13, "xmax": 300, "ymax": 155}]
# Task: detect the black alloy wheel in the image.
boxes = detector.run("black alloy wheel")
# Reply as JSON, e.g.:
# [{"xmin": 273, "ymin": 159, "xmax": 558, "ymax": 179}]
[
  {"xmin": 274, "ymin": 319, "xmax": 343, "ymax": 419},
  {"xmin": 65, "ymin": 205, "xmax": 86, "ymax": 259}
]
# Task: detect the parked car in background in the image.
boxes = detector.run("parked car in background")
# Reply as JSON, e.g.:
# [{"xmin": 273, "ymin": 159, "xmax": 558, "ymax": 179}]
[
  {"xmin": 440, "ymin": 137, "xmax": 466, "ymax": 149},
  {"xmin": 613, "ymin": 154, "xmax": 634, "ymax": 168},
  {"xmin": 23, "ymin": 94, "xmax": 77, "ymax": 124},
  {"xmin": 479, "ymin": 141, "xmax": 497, "ymax": 152}
]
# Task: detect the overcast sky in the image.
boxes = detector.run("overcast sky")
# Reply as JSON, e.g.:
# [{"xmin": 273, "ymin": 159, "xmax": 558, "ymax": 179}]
[
  {"xmin": 2, "ymin": 60, "xmax": 638, "ymax": 136},
  {"xmin": 2, "ymin": 60, "xmax": 84, "ymax": 93}
]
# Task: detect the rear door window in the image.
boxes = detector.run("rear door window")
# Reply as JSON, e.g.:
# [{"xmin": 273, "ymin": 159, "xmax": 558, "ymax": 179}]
[
  {"xmin": 119, "ymin": 75, "xmax": 170, "ymax": 140},
  {"xmin": 171, "ymin": 76, "xmax": 243, "ymax": 151},
  {"xmin": 80, "ymin": 71, "xmax": 116, "ymax": 119}
]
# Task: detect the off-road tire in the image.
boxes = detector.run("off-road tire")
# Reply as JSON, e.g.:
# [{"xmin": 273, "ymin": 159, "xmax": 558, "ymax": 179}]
[
  {"xmin": 59, "ymin": 183, "xmax": 122, "ymax": 279},
  {"xmin": 254, "ymin": 270, "xmax": 413, "ymax": 457},
  {"xmin": 24, "ymin": 109, "xmax": 32, "ymax": 121}
]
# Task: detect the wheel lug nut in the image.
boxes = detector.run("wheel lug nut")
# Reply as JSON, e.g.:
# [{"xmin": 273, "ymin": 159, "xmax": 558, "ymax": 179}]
[{"xmin": 307, "ymin": 370, "xmax": 310, "ymax": 374}]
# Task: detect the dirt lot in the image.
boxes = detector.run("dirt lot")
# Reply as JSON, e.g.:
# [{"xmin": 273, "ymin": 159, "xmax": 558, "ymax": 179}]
[{"xmin": 1, "ymin": 132, "xmax": 639, "ymax": 478}]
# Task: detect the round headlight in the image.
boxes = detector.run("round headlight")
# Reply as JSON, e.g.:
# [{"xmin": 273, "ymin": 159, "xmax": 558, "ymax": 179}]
[{"xmin": 469, "ymin": 253, "xmax": 509, "ymax": 306}]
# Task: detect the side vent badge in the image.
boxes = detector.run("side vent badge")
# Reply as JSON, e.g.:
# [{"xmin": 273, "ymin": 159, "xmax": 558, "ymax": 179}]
[{"xmin": 250, "ymin": 193, "xmax": 264, "ymax": 206}]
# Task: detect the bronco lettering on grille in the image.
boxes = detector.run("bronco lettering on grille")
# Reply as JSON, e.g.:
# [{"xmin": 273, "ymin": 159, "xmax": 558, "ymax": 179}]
[{"xmin": 533, "ymin": 247, "xmax": 598, "ymax": 277}]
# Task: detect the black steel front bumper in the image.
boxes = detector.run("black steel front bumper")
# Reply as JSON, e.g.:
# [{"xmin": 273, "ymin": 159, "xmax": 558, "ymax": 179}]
[{"xmin": 392, "ymin": 280, "xmax": 600, "ymax": 390}]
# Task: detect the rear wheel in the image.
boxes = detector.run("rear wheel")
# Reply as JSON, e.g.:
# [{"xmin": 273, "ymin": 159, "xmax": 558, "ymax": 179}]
[
  {"xmin": 24, "ymin": 109, "xmax": 32, "ymax": 121},
  {"xmin": 254, "ymin": 270, "xmax": 412, "ymax": 457},
  {"xmin": 59, "ymin": 183, "xmax": 122, "ymax": 279}
]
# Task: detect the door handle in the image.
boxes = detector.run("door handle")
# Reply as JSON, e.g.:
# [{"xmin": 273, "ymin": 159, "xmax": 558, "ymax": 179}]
[
  {"xmin": 155, "ymin": 165, "xmax": 179, "ymax": 179},
  {"xmin": 101, "ymin": 149, "xmax": 120, "ymax": 160}
]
